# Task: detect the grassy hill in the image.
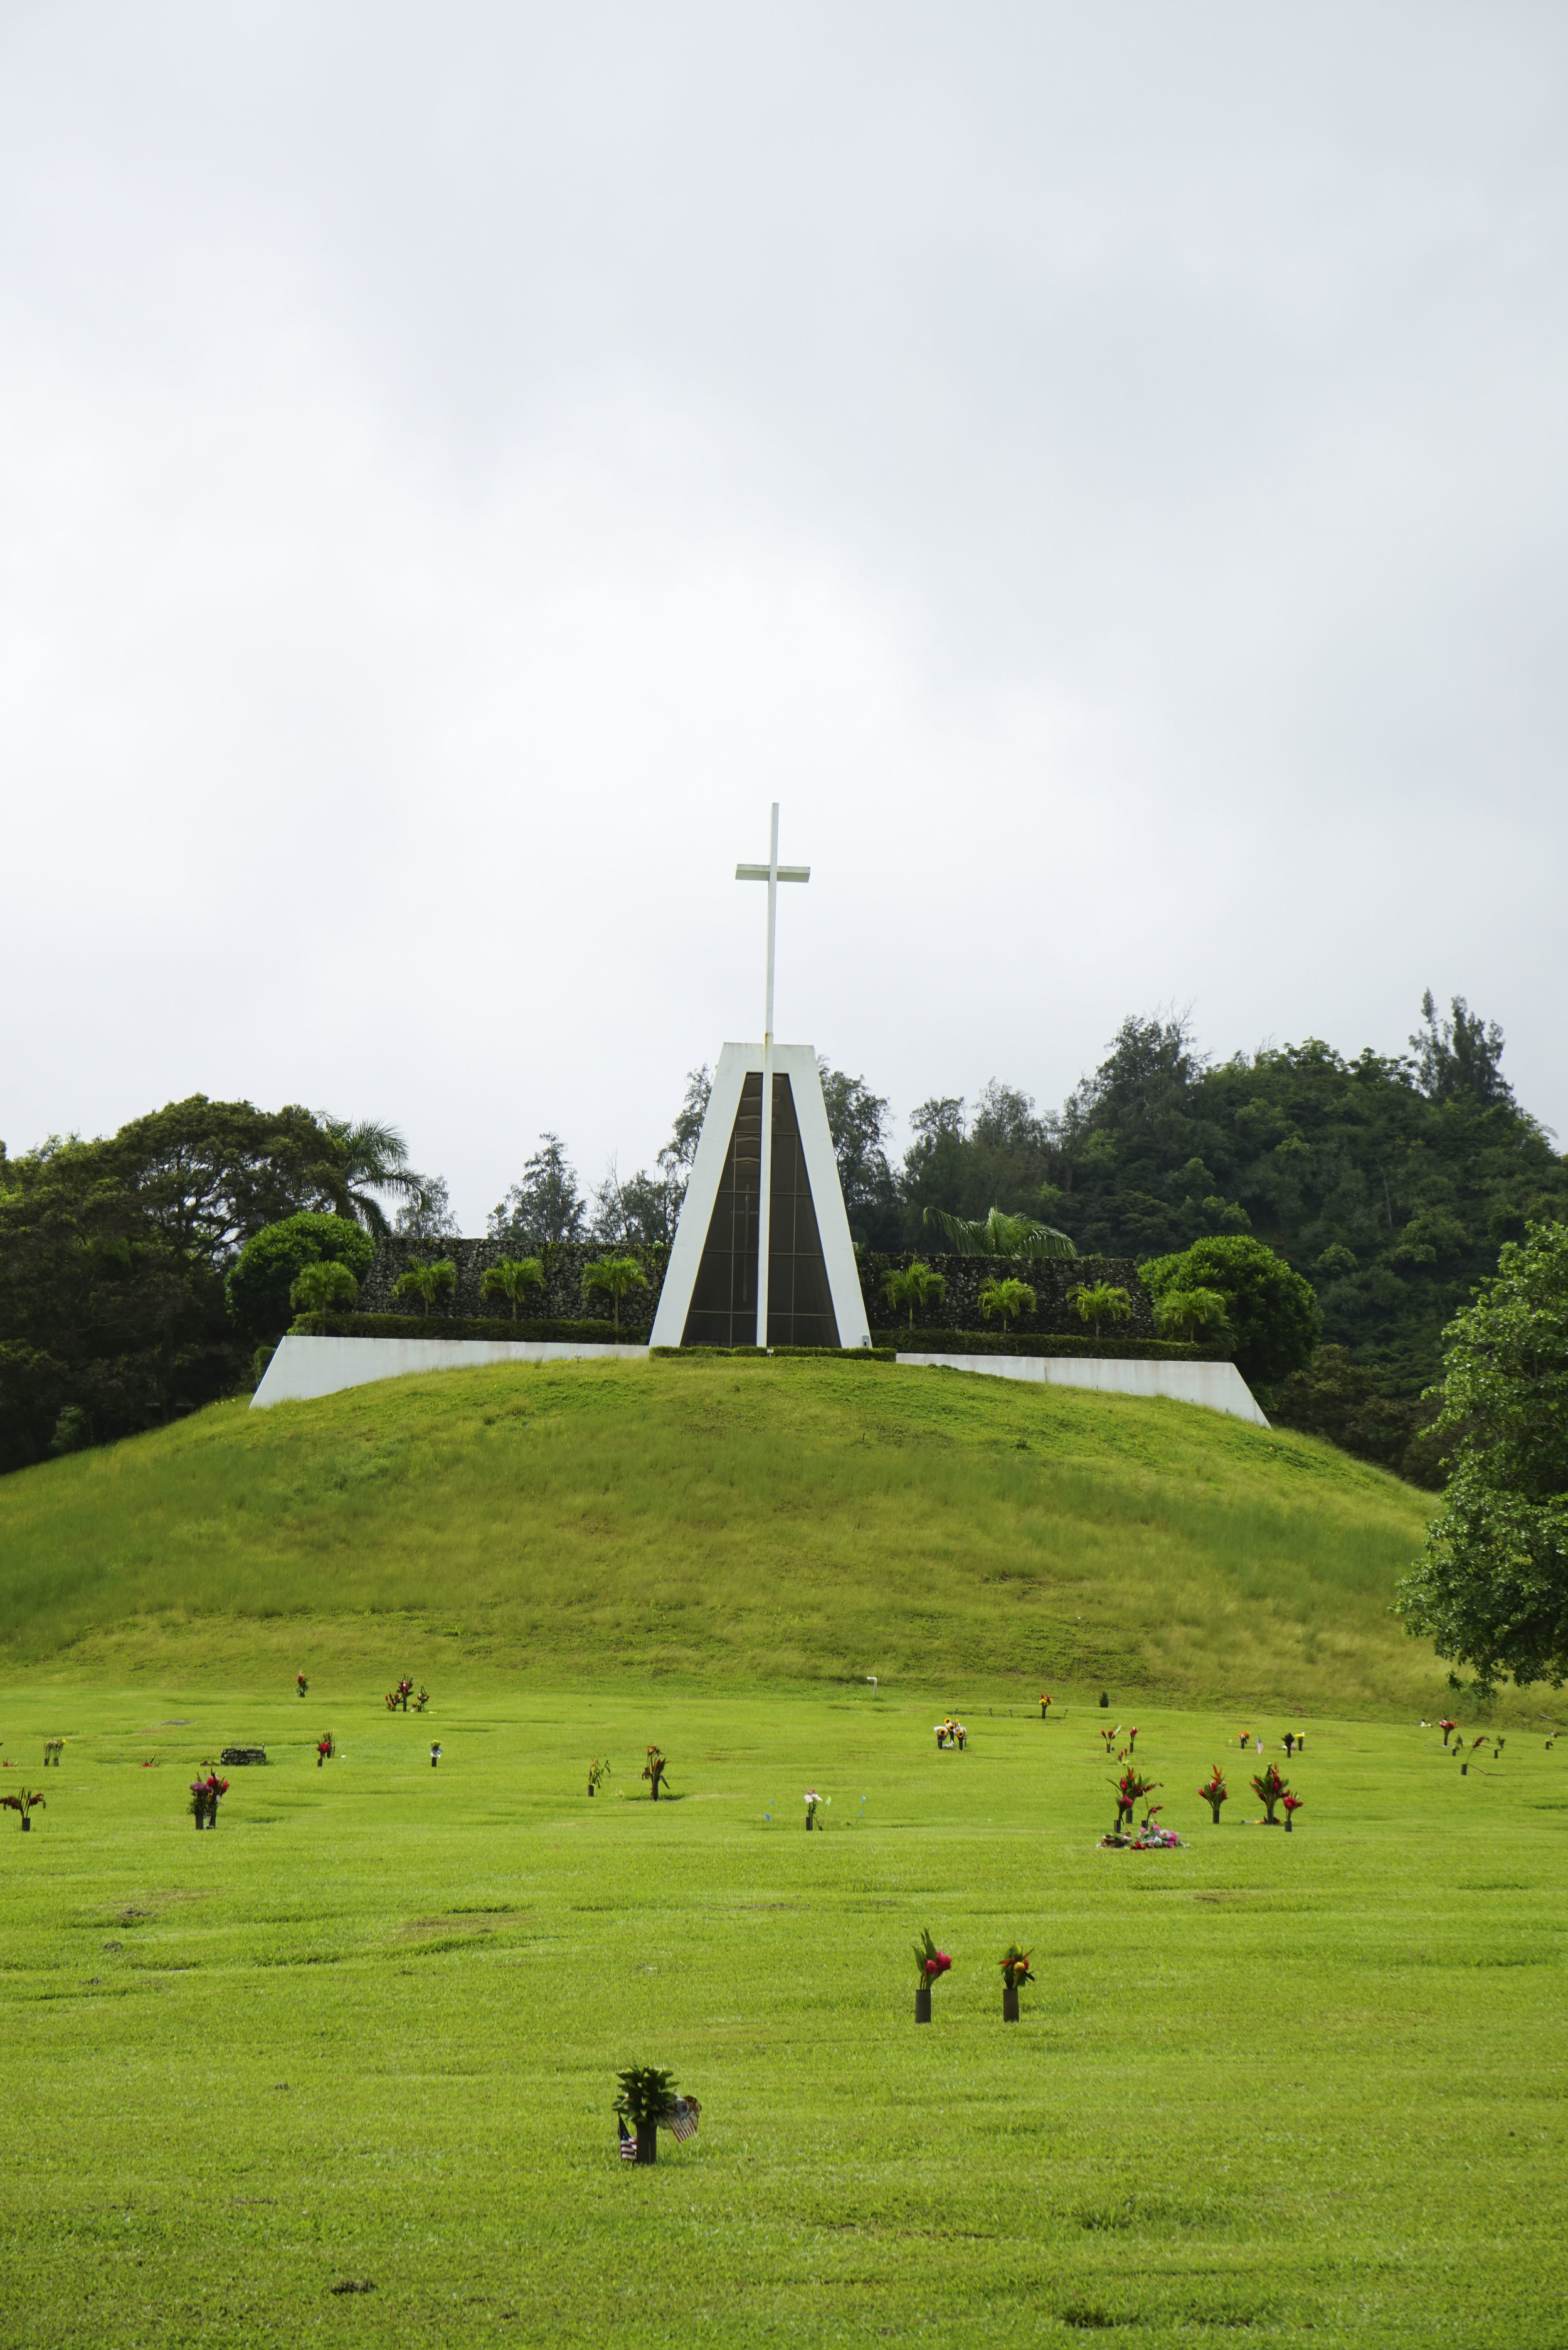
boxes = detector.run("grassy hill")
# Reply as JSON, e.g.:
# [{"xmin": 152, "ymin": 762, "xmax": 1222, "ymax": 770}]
[{"xmin": 0, "ymin": 1356, "xmax": 1447, "ymax": 1713}]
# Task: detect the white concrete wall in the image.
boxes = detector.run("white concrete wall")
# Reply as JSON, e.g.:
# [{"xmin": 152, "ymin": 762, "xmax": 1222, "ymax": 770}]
[
  {"xmin": 252, "ymin": 1334, "xmax": 649, "ymax": 1408},
  {"xmin": 893, "ymin": 1352, "xmax": 1269, "ymax": 1427}
]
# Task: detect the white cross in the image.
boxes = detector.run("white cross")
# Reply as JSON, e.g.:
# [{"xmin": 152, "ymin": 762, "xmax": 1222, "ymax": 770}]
[{"xmin": 736, "ymin": 802, "xmax": 810, "ymax": 1347}]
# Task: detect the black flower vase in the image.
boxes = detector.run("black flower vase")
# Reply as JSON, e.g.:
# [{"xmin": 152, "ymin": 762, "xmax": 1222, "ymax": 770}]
[
  {"xmin": 1002, "ymin": 1986, "xmax": 1019, "ymax": 2023},
  {"xmin": 915, "ymin": 1986, "xmax": 932, "ymax": 2024},
  {"xmin": 635, "ymin": 2124, "xmax": 657, "ymax": 2164},
  {"xmin": 21, "ymin": 1815, "xmax": 31, "ymax": 1832}
]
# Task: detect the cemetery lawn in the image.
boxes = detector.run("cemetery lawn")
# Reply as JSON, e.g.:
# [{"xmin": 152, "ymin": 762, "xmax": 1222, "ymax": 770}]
[{"xmin": 1, "ymin": 1677, "xmax": 1563, "ymax": 2350}]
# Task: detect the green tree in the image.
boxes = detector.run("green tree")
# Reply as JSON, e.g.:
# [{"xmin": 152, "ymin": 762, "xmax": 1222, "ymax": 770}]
[
  {"xmin": 489, "ymin": 1135, "xmax": 585, "ymax": 1247},
  {"xmin": 1153, "ymin": 1285, "xmax": 1231, "ymax": 1345},
  {"xmin": 319, "ymin": 1117, "xmax": 423, "ymax": 1238},
  {"xmin": 226, "ymin": 1213, "xmax": 376, "ymax": 1341},
  {"xmin": 480, "ymin": 1257, "xmax": 545, "ymax": 1321},
  {"xmin": 1067, "ymin": 1281, "xmax": 1133, "ymax": 1335},
  {"xmin": 978, "ymin": 1277, "xmax": 1036, "ymax": 1334},
  {"xmin": 1141, "ymin": 1235, "xmax": 1319, "ymax": 1385},
  {"xmin": 581, "ymin": 1255, "xmax": 650, "ymax": 1334},
  {"xmin": 881, "ymin": 1260, "xmax": 946, "ymax": 1332},
  {"xmin": 393, "ymin": 1258, "xmax": 457, "ymax": 1316},
  {"xmin": 290, "ymin": 1260, "xmax": 359, "ymax": 1317},
  {"xmin": 820, "ymin": 1063, "xmax": 900, "ymax": 1248},
  {"xmin": 1396, "ymin": 1222, "xmax": 1568, "ymax": 1693}
]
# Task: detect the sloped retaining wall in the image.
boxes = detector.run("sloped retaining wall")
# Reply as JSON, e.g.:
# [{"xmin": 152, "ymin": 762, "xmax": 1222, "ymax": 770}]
[{"xmin": 894, "ymin": 1352, "xmax": 1269, "ymax": 1427}]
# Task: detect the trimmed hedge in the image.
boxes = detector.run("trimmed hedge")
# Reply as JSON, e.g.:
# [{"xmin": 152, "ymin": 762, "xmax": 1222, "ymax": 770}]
[
  {"xmin": 650, "ymin": 1346, "xmax": 897, "ymax": 1363},
  {"xmin": 289, "ymin": 1313, "xmax": 650, "ymax": 1344},
  {"xmin": 871, "ymin": 1327, "xmax": 1230, "ymax": 1362}
]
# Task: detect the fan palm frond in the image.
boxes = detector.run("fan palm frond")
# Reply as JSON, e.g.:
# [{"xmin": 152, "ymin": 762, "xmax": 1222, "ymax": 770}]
[{"xmin": 921, "ymin": 1205, "xmax": 1077, "ymax": 1258}]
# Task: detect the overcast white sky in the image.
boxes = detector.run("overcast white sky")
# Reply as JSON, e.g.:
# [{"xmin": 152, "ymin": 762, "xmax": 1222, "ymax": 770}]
[{"xmin": 3, "ymin": 1, "xmax": 1565, "ymax": 1225}]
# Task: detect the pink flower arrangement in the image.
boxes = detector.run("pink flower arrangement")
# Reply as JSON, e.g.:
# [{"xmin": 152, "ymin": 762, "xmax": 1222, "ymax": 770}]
[{"xmin": 914, "ymin": 1928, "xmax": 952, "ymax": 1988}]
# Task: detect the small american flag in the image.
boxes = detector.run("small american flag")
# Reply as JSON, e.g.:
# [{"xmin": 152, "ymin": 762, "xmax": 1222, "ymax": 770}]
[
  {"xmin": 618, "ymin": 2120, "xmax": 638, "ymax": 2162},
  {"xmin": 667, "ymin": 2098, "xmax": 701, "ymax": 2144}
]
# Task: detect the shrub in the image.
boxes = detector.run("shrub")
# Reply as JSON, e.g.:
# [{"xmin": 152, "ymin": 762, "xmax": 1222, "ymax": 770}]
[
  {"xmin": 582, "ymin": 1255, "xmax": 650, "ymax": 1334},
  {"xmin": 1153, "ymin": 1286, "xmax": 1231, "ymax": 1345},
  {"xmin": 1140, "ymin": 1236, "xmax": 1320, "ymax": 1383},
  {"xmin": 1067, "ymin": 1282, "xmax": 1133, "ymax": 1334},
  {"xmin": 226, "ymin": 1213, "xmax": 376, "ymax": 1340}
]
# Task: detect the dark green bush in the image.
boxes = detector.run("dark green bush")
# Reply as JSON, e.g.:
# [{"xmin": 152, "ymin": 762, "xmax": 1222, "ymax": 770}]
[
  {"xmin": 229, "ymin": 1215, "xmax": 376, "ymax": 1340},
  {"xmin": 289, "ymin": 1313, "xmax": 649, "ymax": 1343},
  {"xmin": 869, "ymin": 1328, "xmax": 1225, "ymax": 1361}
]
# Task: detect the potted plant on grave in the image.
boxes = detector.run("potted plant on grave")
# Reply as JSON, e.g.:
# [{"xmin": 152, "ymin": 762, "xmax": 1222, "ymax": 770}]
[
  {"xmin": 296, "ymin": 1673, "xmax": 309, "ymax": 1699},
  {"xmin": 43, "ymin": 1740, "xmax": 63, "ymax": 1768},
  {"xmin": 978, "ymin": 1277, "xmax": 1036, "ymax": 1337},
  {"xmin": 1462, "ymin": 1736, "xmax": 1488, "ymax": 1777},
  {"xmin": 189, "ymin": 1769, "xmax": 229, "ymax": 1830},
  {"xmin": 913, "ymin": 1929, "xmax": 951, "ymax": 2023},
  {"xmin": 1099, "ymin": 1725, "xmax": 1121, "ymax": 1755},
  {"xmin": 587, "ymin": 1758, "xmax": 612, "ymax": 1797},
  {"xmin": 413, "ymin": 1688, "xmax": 430, "ymax": 1714},
  {"xmin": 317, "ymin": 1732, "xmax": 334, "ymax": 1768},
  {"xmin": 1199, "ymin": 1764, "xmax": 1229, "ymax": 1825},
  {"xmin": 881, "ymin": 1260, "xmax": 946, "ymax": 1332},
  {"xmin": 803, "ymin": 1790, "xmax": 830, "ymax": 1830},
  {"xmin": 582, "ymin": 1255, "xmax": 650, "ymax": 1334},
  {"xmin": 1281, "ymin": 1792, "xmax": 1303, "ymax": 1834},
  {"xmin": 642, "ymin": 1747, "xmax": 670, "ymax": 1801},
  {"xmin": 1039, "ymin": 1694, "xmax": 1052, "ymax": 1718},
  {"xmin": 613, "ymin": 2065, "xmax": 683, "ymax": 2165},
  {"xmin": 386, "ymin": 1679, "xmax": 414, "ymax": 1713},
  {"xmin": 480, "ymin": 1255, "xmax": 545, "ymax": 1321},
  {"xmin": 1439, "ymin": 1718, "xmax": 1456, "ymax": 1747},
  {"xmin": 1251, "ymin": 1762, "xmax": 1288, "ymax": 1823},
  {"xmin": 1110, "ymin": 1767, "xmax": 1159, "ymax": 1839},
  {"xmin": 999, "ymin": 1943, "xmax": 1033, "ymax": 2023},
  {"xmin": 1, "ymin": 1789, "xmax": 45, "ymax": 1832}
]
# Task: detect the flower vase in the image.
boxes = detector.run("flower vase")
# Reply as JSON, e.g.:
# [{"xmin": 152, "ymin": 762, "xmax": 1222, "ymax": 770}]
[
  {"xmin": 1002, "ymin": 1986, "xmax": 1019, "ymax": 2023},
  {"xmin": 193, "ymin": 1812, "xmax": 204, "ymax": 1831},
  {"xmin": 915, "ymin": 1986, "xmax": 932, "ymax": 2024},
  {"xmin": 805, "ymin": 1814, "xmax": 813, "ymax": 1831},
  {"xmin": 21, "ymin": 1815, "xmax": 31, "ymax": 1832},
  {"xmin": 635, "ymin": 2125, "xmax": 657, "ymax": 2164},
  {"xmin": 1461, "ymin": 1763, "xmax": 1468, "ymax": 1775},
  {"xmin": 1285, "ymin": 1814, "xmax": 1293, "ymax": 1832}
]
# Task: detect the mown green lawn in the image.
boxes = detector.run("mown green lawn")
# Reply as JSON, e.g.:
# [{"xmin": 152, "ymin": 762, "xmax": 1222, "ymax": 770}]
[{"xmin": 1, "ymin": 1675, "xmax": 1562, "ymax": 2348}]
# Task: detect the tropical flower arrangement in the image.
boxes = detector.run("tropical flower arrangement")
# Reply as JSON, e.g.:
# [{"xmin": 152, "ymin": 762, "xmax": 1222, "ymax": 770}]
[
  {"xmin": 413, "ymin": 1687, "xmax": 431, "ymax": 1715},
  {"xmin": 1039, "ymin": 1693, "xmax": 1052, "ymax": 1717},
  {"xmin": 1439, "ymin": 1718, "xmax": 1457, "ymax": 1747},
  {"xmin": 1281, "ymin": 1792, "xmax": 1304, "ymax": 1832},
  {"xmin": 43, "ymin": 1740, "xmax": 63, "ymax": 1768},
  {"xmin": 385, "ymin": 1679, "xmax": 415, "ymax": 1713},
  {"xmin": 429, "ymin": 1743, "xmax": 442, "ymax": 1768},
  {"xmin": 1, "ymin": 1789, "xmax": 45, "ymax": 1831},
  {"xmin": 999, "ymin": 1943, "xmax": 1033, "ymax": 2019},
  {"xmin": 587, "ymin": 1757, "xmax": 612, "ymax": 1797},
  {"xmin": 189, "ymin": 1770, "xmax": 230, "ymax": 1830},
  {"xmin": 642, "ymin": 1746, "xmax": 670, "ymax": 1800},
  {"xmin": 316, "ymin": 1732, "xmax": 334, "ymax": 1767},
  {"xmin": 914, "ymin": 1928, "xmax": 952, "ymax": 2020},
  {"xmin": 803, "ymin": 1790, "xmax": 830, "ymax": 1829},
  {"xmin": 1199, "ymin": 1764, "xmax": 1229, "ymax": 1824},
  {"xmin": 297, "ymin": 1673, "xmax": 309, "ymax": 1699},
  {"xmin": 1251, "ymin": 1763, "xmax": 1288, "ymax": 1823},
  {"xmin": 1109, "ymin": 1766, "xmax": 1160, "ymax": 1836},
  {"xmin": 613, "ymin": 2065, "xmax": 686, "ymax": 2165}
]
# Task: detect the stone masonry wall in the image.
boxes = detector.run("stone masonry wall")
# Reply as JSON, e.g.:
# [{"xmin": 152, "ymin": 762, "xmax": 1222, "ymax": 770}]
[{"xmin": 856, "ymin": 1251, "xmax": 1155, "ymax": 1340}]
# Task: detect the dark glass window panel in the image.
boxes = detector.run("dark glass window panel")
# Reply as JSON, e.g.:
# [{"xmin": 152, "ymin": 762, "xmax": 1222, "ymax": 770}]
[
  {"xmin": 681, "ymin": 1071, "xmax": 840, "ymax": 1348},
  {"xmin": 766, "ymin": 1076, "xmax": 839, "ymax": 1348},
  {"xmin": 682, "ymin": 1074, "xmax": 763, "ymax": 1347}
]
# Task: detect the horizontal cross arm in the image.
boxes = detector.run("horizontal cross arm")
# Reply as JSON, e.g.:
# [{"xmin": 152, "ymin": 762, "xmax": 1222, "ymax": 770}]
[{"xmin": 735, "ymin": 863, "xmax": 810, "ymax": 881}]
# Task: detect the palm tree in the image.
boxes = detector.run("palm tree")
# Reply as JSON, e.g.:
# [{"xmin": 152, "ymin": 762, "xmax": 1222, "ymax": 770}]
[
  {"xmin": 289, "ymin": 1260, "xmax": 359, "ymax": 1318},
  {"xmin": 582, "ymin": 1255, "xmax": 650, "ymax": 1334},
  {"xmin": 923, "ymin": 1205, "xmax": 1076, "ymax": 1259},
  {"xmin": 1153, "ymin": 1285, "xmax": 1230, "ymax": 1344},
  {"xmin": 393, "ymin": 1257, "xmax": 457, "ymax": 1316},
  {"xmin": 320, "ymin": 1116, "xmax": 423, "ymax": 1240},
  {"xmin": 480, "ymin": 1257, "xmax": 546, "ymax": 1322},
  {"xmin": 881, "ymin": 1260, "xmax": 946, "ymax": 1331},
  {"xmin": 1067, "ymin": 1282, "xmax": 1133, "ymax": 1336},
  {"xmin": 978, "ymin": 1277, "xmax": 1036, "ymax": 1334}
]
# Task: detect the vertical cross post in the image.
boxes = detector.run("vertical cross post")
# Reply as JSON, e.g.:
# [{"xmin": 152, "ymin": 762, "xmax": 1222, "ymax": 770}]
[{"xmin": 736, "ymin": 805, "xmax": 810, "ymax": 1348}]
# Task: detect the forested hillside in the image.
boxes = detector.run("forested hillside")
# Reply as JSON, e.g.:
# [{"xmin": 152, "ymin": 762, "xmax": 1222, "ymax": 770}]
[{"xmin": 834, "ymin": 996, "xmax": 1567, "ymax": 1477}]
